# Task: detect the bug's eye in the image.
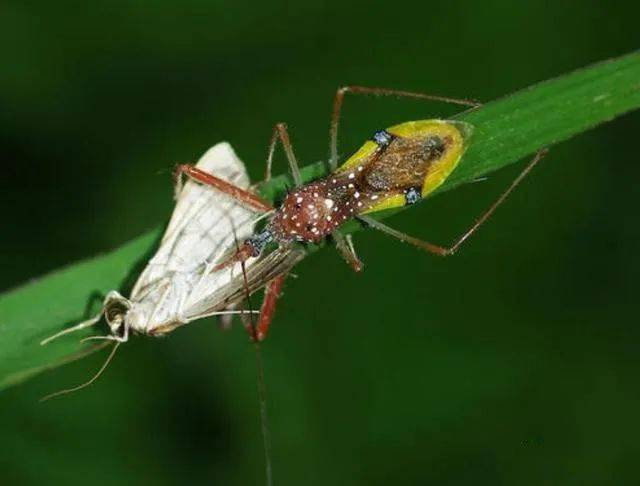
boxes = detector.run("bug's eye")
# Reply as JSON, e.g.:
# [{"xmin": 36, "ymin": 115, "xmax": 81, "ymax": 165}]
[
  {"xmin": 295, "ymin": 203, "xmax": 302, "ymax": 209},
  {"xmin": 306, "ymin": 224, "xmax": 313, "ymax": 231}
]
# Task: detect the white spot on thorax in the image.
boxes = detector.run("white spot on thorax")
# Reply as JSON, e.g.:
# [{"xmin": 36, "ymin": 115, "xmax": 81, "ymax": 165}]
[{"xmin": 324, "ymin": 198, "xmax": 334, "ymax": 209}]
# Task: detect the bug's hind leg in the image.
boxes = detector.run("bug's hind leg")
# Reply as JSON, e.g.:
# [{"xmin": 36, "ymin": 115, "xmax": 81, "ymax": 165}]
[
  {"xmin": 358, "ymin": 149, "xmax": 548, "ymax": 257},
  {"xmin": 329, "ymin": 85, "xmax": 482, "ymax": 170},
  {"xmin": 263, "ymin": 123, "xmax": 303, "ymax": 187},
  {"xmin": 332, "ymin": 232, "xmax": 363, "ymax": 272}
]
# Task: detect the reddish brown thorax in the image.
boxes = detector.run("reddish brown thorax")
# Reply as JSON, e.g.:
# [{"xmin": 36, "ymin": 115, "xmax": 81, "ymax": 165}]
[
  {"xmin": 269, "ymin": 172, "xmax": 368, "ymax": 244},
  {"xmin": 270, "ymin": 180, "xmax": 339, "ymax": 243}
]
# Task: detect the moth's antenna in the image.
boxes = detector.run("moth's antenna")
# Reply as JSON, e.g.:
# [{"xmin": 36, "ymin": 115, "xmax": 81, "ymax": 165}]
[
  {"xmin": 40, "ymin": 342, "xmax": 120, "ymax": 402},
  {"xmin": 40, "ymin": 312, "xmax": 103, "ymax": 346},
  {"xmin": 230, "ymin": 216, "xmax": 273, "ymax": 486}
]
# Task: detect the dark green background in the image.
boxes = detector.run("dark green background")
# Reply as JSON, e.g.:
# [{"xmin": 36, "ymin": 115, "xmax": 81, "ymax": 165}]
[{"xmin": 1, "ymin": 2, "xmax": 639, "ymax": 485}]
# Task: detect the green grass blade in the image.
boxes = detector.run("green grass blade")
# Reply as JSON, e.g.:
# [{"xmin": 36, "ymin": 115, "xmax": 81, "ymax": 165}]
[{"xmin": 1, "ymin": 51, "xmax": 639, "ymax": 391}]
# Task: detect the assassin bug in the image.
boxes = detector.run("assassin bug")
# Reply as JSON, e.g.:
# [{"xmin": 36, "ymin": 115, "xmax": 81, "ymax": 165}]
[{"xmin": 175, "ymin": 86, "xmax": 547, "ymax": 341}]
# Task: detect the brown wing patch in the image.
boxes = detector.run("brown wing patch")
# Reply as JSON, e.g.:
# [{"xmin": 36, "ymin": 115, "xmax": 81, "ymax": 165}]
[{"xmin": 360, "ymin": 134, "xmax": 451, "ymax": 192}]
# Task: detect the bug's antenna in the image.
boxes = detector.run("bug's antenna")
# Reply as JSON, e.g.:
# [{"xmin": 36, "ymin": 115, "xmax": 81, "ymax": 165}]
[
  {"xmin": 40, "ymin": 342, "xmax": 121, "ymax": 402},
  {"xmin": 229, "ymin": 218, "xmax": 273, "ymax": 486}
]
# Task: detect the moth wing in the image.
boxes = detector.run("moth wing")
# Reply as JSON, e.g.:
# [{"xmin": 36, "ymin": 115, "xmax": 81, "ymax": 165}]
[
  {"xmin": 128, "ymin": 142, "xmax": 259, "ymax": 329},
  {"xmin": 149, "ymin": 245, "xmax": 306, "ymax": 335},
  {"xmin": 163, "ymin": 142, "xmax": 251, "ymax": 240}
]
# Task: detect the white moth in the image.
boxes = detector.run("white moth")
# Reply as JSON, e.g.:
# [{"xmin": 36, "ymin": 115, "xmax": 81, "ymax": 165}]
[{"xmin": 42, "ymin": 142, "xmax": 305, "ymax": 345}]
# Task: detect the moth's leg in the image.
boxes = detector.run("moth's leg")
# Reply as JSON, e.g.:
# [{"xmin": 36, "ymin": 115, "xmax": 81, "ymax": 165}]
[
  {"xmin": 218, "ymin": 303, "xmax": 239, "ymax": 331},
  {"xmin": 264, "ymin": 122, "xmax": 303, "ymax": 187},
  {"xmin": 40, "ymin": 313, "xmax": 103, "ymax": 345},
  {"xmin": 329, "ymin": 85, "xmax": 482, "ymax": 170},
  {"xmin": 175, "ymin": 164, "xmax": 274, "ymax": 213},
  {"xmin": 250, "ymin": 274, "xmax": 287, "ymax": 342},
  {"xmin": 81, "ymin": 322, "xmax": 130, "ymax": 343},
  {"xmin": 332, "ymin": 231, "xmax": 363, "ymax": 272},
  {"xmin": 358, "ymin": 149, "xmax": 547, "ymax": 256}
]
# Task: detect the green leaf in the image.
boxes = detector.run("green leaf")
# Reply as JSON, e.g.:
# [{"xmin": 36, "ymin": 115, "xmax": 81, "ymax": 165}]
[{"xmin": 1, "ymin": 51, "xmax": 639, "ymax": 391}]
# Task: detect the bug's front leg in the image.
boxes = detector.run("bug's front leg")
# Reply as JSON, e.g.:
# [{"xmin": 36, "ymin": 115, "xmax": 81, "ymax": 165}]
[
  {"xmin": 245, "ymin": 274, "xmax": 287, "ymax": 342},
  {"xmin": 333, "ymin": 231, "xmax": 363, "ymax": 272},
  {"xmin": 264, "ymin": 122, "xmax": 303, "ymax": 187},
  {"xmin": 174, "ymin": 164, "xmax": 274, "ymax": 213}
]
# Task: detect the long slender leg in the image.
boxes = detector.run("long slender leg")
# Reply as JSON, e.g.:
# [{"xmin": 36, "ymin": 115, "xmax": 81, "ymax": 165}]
[
  {"xmin": 345, "ymin": 235, "xmax": 360, "ymax": 267},
  {"xmin": 175, "ymin": 164, "xmax": 274, "ymax": 213},
  {"xmin": 252, "ymin": 274, "xmax": 287, "ymax": 342},
  {"xmin": 358, "ymin": 149, "xmax": 548, "ymax": 256},
  {"xmin": 332, "ymin": 231, "xmax": 363, "ymax": 272},
  {"xmin": 264, "ymin": 122, "xmax": 303, "ymax": 187},
  {"xmin": 82, "ymin": 322, "xmax": 129, "ymax": 343},
  {"xmin": 329, "ymin": 85, "xmax": 482, "ymax": 169}
]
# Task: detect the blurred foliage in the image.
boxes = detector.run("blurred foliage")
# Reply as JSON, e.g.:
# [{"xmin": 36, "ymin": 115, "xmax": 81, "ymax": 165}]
[{"xmin": 1, "ymin": 1, "xmax": 639, "ymax": 485}]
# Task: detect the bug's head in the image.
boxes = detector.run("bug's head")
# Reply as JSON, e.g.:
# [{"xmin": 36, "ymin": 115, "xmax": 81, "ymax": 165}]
[
  {"xmin": 103, "ymin": 291, "xmax": 132, "ymax": 338},
  {"xmin": 245, "ymin": 228, "xmax": 273, "ymax": 257}
]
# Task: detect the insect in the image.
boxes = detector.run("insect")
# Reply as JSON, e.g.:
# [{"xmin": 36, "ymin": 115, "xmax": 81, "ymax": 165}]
[
  {"xmin": 175, "ymin": 86, "xmax": 547, "ymax": 341},
  {"xmin": 41, "ymin": 141, "xmax": 305, "ymax": 352}
]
